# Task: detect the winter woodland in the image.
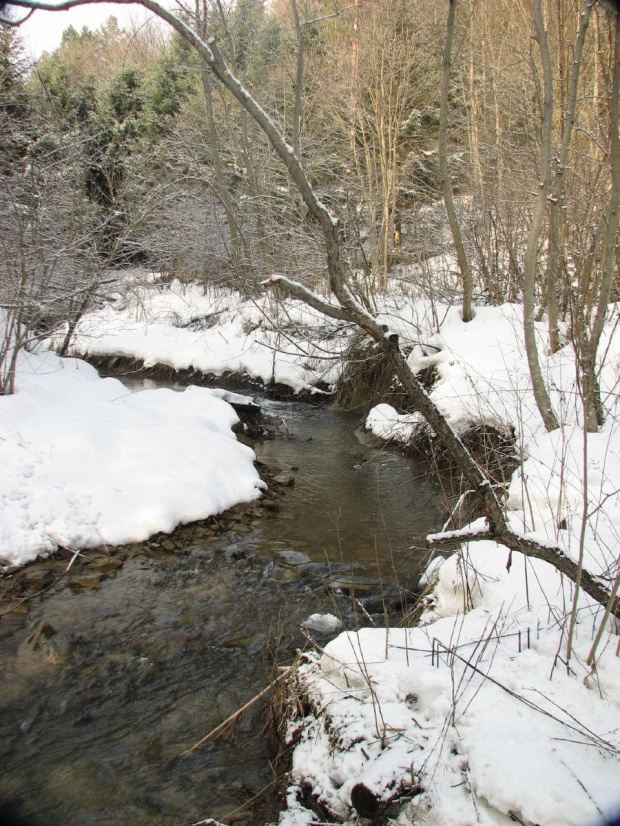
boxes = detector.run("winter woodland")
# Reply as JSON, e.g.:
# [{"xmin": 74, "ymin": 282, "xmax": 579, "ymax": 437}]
[{"xmin": 1, "ymin": 0, "xmax": 620, "ymax": 824}]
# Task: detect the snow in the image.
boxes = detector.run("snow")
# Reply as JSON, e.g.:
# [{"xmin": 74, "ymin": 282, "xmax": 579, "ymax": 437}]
[
  {"xmin": 61, "ymin": 282, "xmax": 345, "ymax": 392},
  {"xmin": 8, "ymin": 276, "xmax": 620, "ymax": 825},
  {"xmin": 273, "ymin": 292, "xmax": 620, "ymax": 824},
  {"xmin": 302, "ymin": 613, "xmax": 344, "ymax": 634},
  {"xmin": 0, "ymin": 347, "xmax": 265, "ymax": 566},
  {"xmin": 1, "ymin": 280, "xmax": 349, "ymax": 565},
  {"xmin": 282, "ymin": 540, "xmax": 620, "ymax": 825}
]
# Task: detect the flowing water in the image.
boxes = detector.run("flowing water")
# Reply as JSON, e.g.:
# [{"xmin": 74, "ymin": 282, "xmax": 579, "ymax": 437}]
[{"xmin": 0, "ymin": 384, "xmax": 443, "ymax": 826}]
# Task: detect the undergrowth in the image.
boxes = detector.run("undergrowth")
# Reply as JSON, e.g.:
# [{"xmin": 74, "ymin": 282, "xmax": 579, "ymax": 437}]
[
  {"xmin": 336, "ymin": 332, "xmax": 437, "ymax": 413},
  {"xmin": 409, "ymin": 423, "xmax": 518, "ymax": 530}
]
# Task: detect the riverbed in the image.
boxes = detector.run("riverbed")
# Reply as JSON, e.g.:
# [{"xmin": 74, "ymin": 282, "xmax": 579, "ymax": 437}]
[{"xmin": 0, "ymin": 383, "xmax": 443, "ymax": 826}]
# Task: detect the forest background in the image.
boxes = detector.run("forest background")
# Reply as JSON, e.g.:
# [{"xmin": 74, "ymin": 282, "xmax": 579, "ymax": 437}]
[
  {"xmin": 2, "ymin": 0, "xmax": 618, "ymax": 414},
  {"xmin": 3, "ymin": 0, "xmax": 620, "ymax": 604}
]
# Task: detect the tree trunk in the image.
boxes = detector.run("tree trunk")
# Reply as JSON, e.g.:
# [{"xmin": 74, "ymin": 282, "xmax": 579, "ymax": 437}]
[
  {"xmin": 195, "ymin": 0, "xmax": 246, "ymax": 277},
  {"xmin": 580, "ymin": 10, "xmax": 620, "ymax": 432},
  {"xmin": 59, "ymin": 296, "xmax": 90, "ymax": 357},
  {"xmin": 289, "ymin": 0, "xmax": 305, "ymax": 158},
  {"xmin": 545, "ymin": 0, "xmax": 593, "ymax": 354},
  {"xmin": 439, "ymin": 0, "xmax": 474, "ymax": 322},
  {"xmin": 200, "ymin": 65, "xmax": 245, "ymax": 275},
  {"xmin": 214, "ymin": 0, "xmax": 266, "ymax": 266},
  {"xmin": 523, "ymin": 0, "xmax": 560, "ymax": 432}
]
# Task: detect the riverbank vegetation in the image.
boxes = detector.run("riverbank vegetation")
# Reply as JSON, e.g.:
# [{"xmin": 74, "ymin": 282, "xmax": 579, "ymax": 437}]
[{"xmin": 2, "ymin": 0, "xmax": 620, "ymax": 823}]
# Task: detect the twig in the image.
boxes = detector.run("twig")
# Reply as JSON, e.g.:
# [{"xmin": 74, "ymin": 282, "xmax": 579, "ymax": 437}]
[
  {"xmin": 434, "ymin": 640, "xmax": 618, "ymax": 754},
  {"xmin": 0, "ymin": 544, "xmax": 85, "ymax": 617},
  {"xmin": 181, "ymin": 668, "xmax": 291, "ymax": 755},
  {"xmin": 354, "ymin": 596, "xmax": 377, "ymax": 626},
  {"xmin": 441, "ymin": 488, "xmax": 476, "ymax": 532}
]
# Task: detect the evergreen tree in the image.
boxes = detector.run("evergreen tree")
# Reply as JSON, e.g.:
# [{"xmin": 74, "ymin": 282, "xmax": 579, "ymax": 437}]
[
  {"xmin": 230, "ymin": 0, "xmax": 266, "ymax": 76},
  {"xmin": 0, "ymin": 24, "xmax": 31, "ymax": 172},
  {"xmin": 143, "ymin": 39, "xmax": 194, "ymax": 138}
]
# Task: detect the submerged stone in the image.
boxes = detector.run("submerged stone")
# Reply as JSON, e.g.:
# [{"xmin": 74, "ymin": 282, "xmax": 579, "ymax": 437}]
[
  {"xmin": 273, "ymin": 473, "xmax": 295, "ymax": 486},
  {"xmin": 278, "ymin": 550, "xmax": 311, "ymax": 567},
  {"xmin": 26, "ymin": 620, "xmax": 57, "ymax": 650},
  {"xmin": 160, "ymin": 539, "xmax": 177, "ymax": 552},
  {"xmin": 87, "ymin": 556, "xmax": 124, "ymax": 573},
  {"xmin": 68, "ymin": 574, "xmax": 104, "ymax": 591}
]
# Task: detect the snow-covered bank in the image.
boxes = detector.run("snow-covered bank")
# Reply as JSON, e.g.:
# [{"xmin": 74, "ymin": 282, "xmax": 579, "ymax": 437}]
[
  {"xmin": 366, "ymin": 303, "xmax": 620, "ymax": 577},
  {"xmin": 277, "ymin": 304, "xmax": 620, "ymax": 825},
  {"xmin": 62, "ymin": 281, "xmax": 345, "ymax": 393},
  {"xmin": 0, "ymin": 349, "xmax": 264, "ymax": 567},
  {"xmin": 281, "ymin": 536, "xmax": 620, "ymax": 825},
  {"xmin": 283, "ymin": 561, "xmax": 620, "ymax": 825}
]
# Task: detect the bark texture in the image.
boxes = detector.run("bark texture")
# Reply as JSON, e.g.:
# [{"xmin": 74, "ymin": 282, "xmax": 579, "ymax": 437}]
[{"xmin": 523, "ymin": 0, "xmax": 560, "ymax": 432}]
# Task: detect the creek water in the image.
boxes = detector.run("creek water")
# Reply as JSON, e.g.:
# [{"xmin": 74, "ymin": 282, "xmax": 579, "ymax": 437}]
[{"xmin": 0, "ymin": 383, "xmax": 443, "ymax": 826}]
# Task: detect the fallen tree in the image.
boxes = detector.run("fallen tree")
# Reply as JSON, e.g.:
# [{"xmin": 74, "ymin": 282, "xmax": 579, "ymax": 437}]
[{"xmin": 5, "ymin": 0, "xmax": 619, "ymax": 616}]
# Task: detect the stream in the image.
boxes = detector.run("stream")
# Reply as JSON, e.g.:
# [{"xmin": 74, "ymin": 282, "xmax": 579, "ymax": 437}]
[{"xmin": 0, "ymin": 381, "xmax": 444, "ymax": 826}]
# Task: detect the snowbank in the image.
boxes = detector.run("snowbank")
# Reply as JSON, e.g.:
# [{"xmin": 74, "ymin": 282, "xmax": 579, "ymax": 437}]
[
  {"xmin": 0, "ymin": 349, "xmax": 265, "ymax": 566},
  {"xmin": 283, "ymin": 535, "xmax": 620, "ymax": 826},
  {"xmin": 279, "ymin": 303, "xmax": 620, "ymax": 825},
  {"xmin": 63, "ymin": 282, "xmax": 345, "ymax": 392}
]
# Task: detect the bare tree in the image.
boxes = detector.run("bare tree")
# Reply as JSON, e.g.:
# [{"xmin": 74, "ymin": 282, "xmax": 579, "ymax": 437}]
[
  {"xmin": 439, "ymin": 0, "xmax": 474, "ymax": 321},
  {"xmin": 0, "ymin": 149, "xmax": 109, "ymax": 392},
  {"xmin": 545, "ymin": 0, "xmax": 594, "ymax": 354},
  {"xmin": 572, "ymin": 6, "xmax": 620, "ymax": 432},
  {"xmin": 522, "ymin": 0, "xmax": 560, "ymax": 431}
]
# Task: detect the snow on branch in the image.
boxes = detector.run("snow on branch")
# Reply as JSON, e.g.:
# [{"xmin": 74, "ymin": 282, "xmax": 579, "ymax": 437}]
[
  {"xmin": 261, "ymin": 276, "xmax": 353, "ymax": 323},
  {"xmin": 427, "ymin": 524, "xmax": 491, "ymax": 545}
]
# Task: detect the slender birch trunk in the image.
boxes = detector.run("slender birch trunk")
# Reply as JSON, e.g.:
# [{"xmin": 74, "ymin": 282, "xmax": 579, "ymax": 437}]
[{"xmin": 546, "ymin": 0, "xmax": 593, "ymax": 353}]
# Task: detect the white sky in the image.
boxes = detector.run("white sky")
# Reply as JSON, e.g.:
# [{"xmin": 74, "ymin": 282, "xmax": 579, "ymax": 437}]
[{"xmin": 18, "ymin": 3, "xmax": 160, "ymax": 59}]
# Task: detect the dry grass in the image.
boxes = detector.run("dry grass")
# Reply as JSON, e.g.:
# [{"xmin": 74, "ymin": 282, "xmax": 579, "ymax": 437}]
[
  {"xmin": 410, "ymin": 422, "xmax": 517, "ymax": 529},
  {"xmin": 399, "ymin": 571, "xmax": 441, "ymax": 627},
  {"xmin": 336, "ymin": 332, "xmax": 419, "ymax": 413}
]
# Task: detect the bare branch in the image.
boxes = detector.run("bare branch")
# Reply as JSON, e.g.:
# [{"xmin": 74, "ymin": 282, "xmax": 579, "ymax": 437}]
[{"xmin": 262, "ymin": 276, "xmax": 353, "ymax": 323}]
